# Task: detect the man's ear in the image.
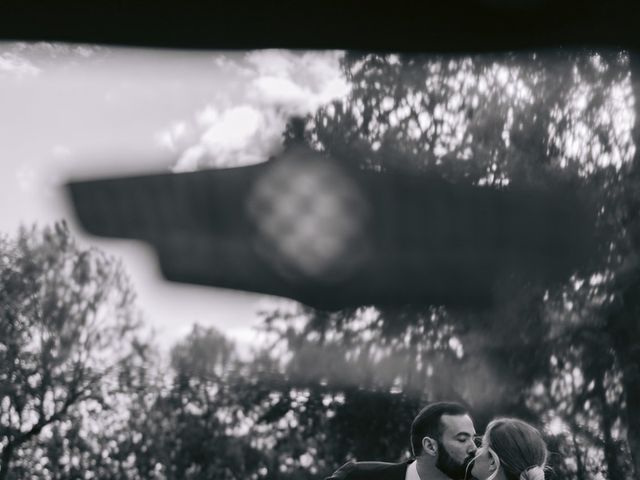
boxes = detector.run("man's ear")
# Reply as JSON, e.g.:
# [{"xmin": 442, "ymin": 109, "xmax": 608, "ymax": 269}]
[{"xmin": 421, "ymin": 436, "xmax": 438, "ymax": 457}]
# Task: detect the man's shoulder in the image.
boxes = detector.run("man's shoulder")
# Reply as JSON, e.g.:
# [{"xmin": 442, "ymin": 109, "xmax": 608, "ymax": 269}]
[{"xmin": 325, "ymin": 460, "xmax": 410, "ymax": 480}]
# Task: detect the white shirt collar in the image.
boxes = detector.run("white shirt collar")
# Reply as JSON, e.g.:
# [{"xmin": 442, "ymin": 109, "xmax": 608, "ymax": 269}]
[{"xmin": 405, "ymin": 460, "xmax": 420, "ymax": 480}]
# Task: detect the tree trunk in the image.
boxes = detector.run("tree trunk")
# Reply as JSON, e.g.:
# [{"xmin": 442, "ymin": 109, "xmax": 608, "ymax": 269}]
[
  {"xmin": 608, "ymin": 306, "xmax": 640, "ymax": 479},
  {"xmin": 595, "ymin": 374, "xmax": 626, "ymax": 479},
  {"xmin": 571, "ymin": 431, "xmax": 586, "ymax": 480},
  {"xmin": 0, "ymin": 443, "xmax": 15, "ymax": 480}
]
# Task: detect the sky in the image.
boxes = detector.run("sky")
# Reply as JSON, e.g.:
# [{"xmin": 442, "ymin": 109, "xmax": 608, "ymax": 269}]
[
  {"xmin": 0, "ymin": 42, "xmax": 349, "ymax": 354},
  {"xmin": 3, "ymin": 44, "xmax": 634, "ymax": 357}
]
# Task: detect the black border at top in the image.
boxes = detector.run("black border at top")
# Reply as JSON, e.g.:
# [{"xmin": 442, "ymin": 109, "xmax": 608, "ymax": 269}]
[{"xmin": 1, "ymin": 0, "xmax": 640, "ymax": 52}]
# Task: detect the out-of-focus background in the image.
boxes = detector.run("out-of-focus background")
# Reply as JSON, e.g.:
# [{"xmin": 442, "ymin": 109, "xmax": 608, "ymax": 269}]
[{"xmin": 1, "ymin": 44, "xmax": 639, "ymax": 480}]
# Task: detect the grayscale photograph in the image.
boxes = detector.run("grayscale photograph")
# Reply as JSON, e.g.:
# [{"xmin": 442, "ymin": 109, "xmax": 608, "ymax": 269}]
[{"xmin": 0, "ymin": 3, "xmax": 639, "ymax": 479}]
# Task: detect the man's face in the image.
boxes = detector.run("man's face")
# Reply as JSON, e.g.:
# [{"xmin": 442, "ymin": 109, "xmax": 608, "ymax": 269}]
[{"xmin": 435, "ymin": 414, "xmax": 477, "ymax": 480}]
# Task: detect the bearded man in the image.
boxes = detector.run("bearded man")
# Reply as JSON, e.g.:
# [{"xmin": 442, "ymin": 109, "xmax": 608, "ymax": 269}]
[{"xmin": 325, "ymin": 402, "xmax": 478, "ymax": 480}]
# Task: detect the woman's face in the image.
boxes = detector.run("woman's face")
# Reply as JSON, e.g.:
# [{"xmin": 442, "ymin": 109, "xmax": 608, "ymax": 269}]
[{"xmin": 470, "ymin": 439, "xmax": 497, "ymax": 480}]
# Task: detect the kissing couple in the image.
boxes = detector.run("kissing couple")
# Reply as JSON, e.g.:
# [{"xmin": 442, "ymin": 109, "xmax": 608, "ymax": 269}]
[{"xmin": 326, "ymin": 402, "xmax": 547, "ymax": 480}]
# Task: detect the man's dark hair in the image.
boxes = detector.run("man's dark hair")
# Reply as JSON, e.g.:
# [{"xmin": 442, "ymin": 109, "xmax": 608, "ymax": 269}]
[{"xmin": 410, "ymin": 402, "xmax": 469, "ymax": 456}]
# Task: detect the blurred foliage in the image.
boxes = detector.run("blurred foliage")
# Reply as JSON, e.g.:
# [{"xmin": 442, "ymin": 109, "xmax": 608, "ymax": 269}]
[
  {"xmin": 0, "ymin": 222, "xmax": 144, "ymax": 479},
  {"xmin": 278, "ymin": 49, "xmax": 639, "ymax": 479},
  {"xmin": 3, "ymin": 49, "xmax": 640, "ymax": 480}
]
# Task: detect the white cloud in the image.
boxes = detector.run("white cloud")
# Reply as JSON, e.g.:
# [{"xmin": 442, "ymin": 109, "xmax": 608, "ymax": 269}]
[
  {"xmin": 163, "ymin": 49, "xmax": 350, "ymax": 171},
  {"xmin": 196, "ymin": 105, "xmax": 219, "ymax": 127},
  {"xmin": 74, "ymin": 46, "xmax": 95, "ymax": 58},
  {"xmin": 0, "ymin": 52, "xmax": 40, "ymax": 77},
  {"xmin": 0, "ymin": 42, "xmax": 106, "ymax": 76},
  {"xmin": 156, "ymin": 121, "xmax": 197, "ymax": 153},
  {"xmin": 173, "ymin": 144, "xmax": 207, "ymax": 172},
  {"xmin": 13, "ymin": 41, "xmax": 105, "ymax": 60},
  {"xmin": 248, "ymin": 49, "xmax": 350, "ymax": 114},
  {"xmin": 173, "ymin": 105, "xmax": 286, "ymax": 171},
  {"xmin": 252, "ymin": 76, "xmax": 309, "ymax": 109},
  {"xmin": 245, "ymin": 49, "xmax": 297, "ymax": 77},
  {"xmin": 201, "ymin": 105, "xmax": 263, "ymax": 149}
]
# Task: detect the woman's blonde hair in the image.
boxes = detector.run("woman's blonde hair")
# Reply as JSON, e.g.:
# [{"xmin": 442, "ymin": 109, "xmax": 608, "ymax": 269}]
[{"xmin": 481, "ymin": 418, "xmax": 548, "ymax": 480}]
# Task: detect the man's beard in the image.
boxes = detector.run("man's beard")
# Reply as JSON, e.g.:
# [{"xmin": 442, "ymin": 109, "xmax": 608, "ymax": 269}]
[{"xmin": 435, "ymin": 441, "xmax": 473, "ymax": 480}]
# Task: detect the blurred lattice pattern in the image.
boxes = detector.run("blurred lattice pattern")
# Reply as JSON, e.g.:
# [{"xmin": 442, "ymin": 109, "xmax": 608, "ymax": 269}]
[{"xmin": 246, "ymin": 148, "xmax": 370, "ymax": 281}]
